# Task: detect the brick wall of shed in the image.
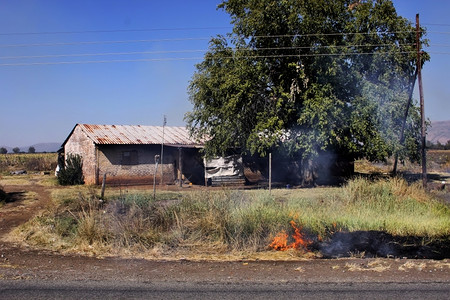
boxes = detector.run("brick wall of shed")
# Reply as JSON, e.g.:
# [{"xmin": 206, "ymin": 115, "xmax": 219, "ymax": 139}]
[
  {"xmin": 64, "ymin": 126, "xmax": 97, "ymax": 184},
  {"xmin": 97, "ymin": 144, "xmax": 179, "ymax": 185}
]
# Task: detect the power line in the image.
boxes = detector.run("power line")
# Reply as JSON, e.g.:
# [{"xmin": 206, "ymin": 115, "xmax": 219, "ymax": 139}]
[
  {"xmin": 0, "ymin": 43, "xmax": 415, "ymax": 60},
  {"xmin": 431, "ymin": 44, "xmax": 450, "ymax": 47},
  {"xmin": 0, "ymin": 49, "xmax": 207, "ymax": 60},
  {"xmin": 0, "ymin": 51, "xmax": 420, "ymax": 67},
  {"xmin": 422, "ymin": 23, "xmax": 450, "ymax": 27},
  {"xmin": 0, "ymin": 21, "xmax": 447, "ymax": 37},
  {"xmin": 0, "ymin": 27, "xmax": 232, "ymax": 36},
  {"xmin": 0, "ymin": 37, "xmax": 211, "ymax": 48},
  {"xmin": 428, "ymin": 51, "xmax": 450, "ymax": 55},
  {"xmin": 0, "ymin": 26, "xmax": 431, "ymax": 37},
  {"xmin": 427, "ymin": 31, "xmax": 450, "ymax": 35},
  {"xmin": 0, "ymin": 57, "xmax": 204, "ymax": 66},
  {"xmin": 0, "ymin": 30, "xmax": 425, "ymax": 48}
]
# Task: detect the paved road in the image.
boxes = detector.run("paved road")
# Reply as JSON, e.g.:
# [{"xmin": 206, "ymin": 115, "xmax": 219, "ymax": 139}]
[{"xmin": 1, "ymin": 281, "xmax": 449, "ymax": 299}]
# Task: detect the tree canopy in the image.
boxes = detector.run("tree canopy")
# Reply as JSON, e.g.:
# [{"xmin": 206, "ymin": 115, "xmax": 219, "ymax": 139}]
[{"xmin": 186, "ymin": 0, "xmax": 428, "ymax": 183}]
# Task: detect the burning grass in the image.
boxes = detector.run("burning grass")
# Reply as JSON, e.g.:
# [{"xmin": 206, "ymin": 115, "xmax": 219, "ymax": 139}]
[
  {"xmin": 10, "ymin": 177, "xmax": 450, "ymax": 259},
  {"xmin": 269, "ymin": 220, "xmax": 312, "ymax": 251}
]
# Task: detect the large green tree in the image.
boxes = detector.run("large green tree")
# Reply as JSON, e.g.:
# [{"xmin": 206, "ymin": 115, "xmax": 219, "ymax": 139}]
[{"xmin": 186, "ymin": 0, "xmax": 428, "ymax": 184}]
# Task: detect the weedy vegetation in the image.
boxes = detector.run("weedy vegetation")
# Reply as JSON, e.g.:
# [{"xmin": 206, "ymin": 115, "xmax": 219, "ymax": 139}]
[
  {"xmin": 0, "ymin": 153, "xmax": 57, "ymax": 174},
  {"xmin": 12, "ymin": 177, "xmax": 450, "ymax": 259}
]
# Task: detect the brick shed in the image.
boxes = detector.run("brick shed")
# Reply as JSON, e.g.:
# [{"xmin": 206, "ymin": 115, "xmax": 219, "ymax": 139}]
[{"xmin": 61, "ymin": 124, "xmax": 205, "ymax": 185}]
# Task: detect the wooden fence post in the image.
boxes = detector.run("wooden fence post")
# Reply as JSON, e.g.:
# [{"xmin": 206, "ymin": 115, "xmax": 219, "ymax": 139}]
[
  {"xmin": 100, "ymin": 173, "xmax": 107, "ymax": 199},
  {"xmin": 269, "ymin": 153, "xmax": 272, "ymax": 194}
]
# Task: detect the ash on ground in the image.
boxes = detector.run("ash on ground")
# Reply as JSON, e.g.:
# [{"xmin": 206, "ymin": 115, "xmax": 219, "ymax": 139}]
[{"xmin": 318, "ymin": 231, "xmax": 449, "ymax": 260}]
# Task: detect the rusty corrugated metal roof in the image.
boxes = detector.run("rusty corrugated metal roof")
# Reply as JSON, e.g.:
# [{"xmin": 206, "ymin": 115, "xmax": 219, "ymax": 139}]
[{"xmin": 78, "ymin": 124, "xmax": 204, "ymax": 147}]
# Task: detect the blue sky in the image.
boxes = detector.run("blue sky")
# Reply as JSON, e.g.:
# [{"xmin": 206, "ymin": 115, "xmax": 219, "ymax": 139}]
[{"xmin": 0, "ymin": 0, "xmax": 449, "ymax": 147}]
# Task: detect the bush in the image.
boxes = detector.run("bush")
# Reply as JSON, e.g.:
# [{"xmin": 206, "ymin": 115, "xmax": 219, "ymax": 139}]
[{"xmin": 57, "ymin": 154, "xmax": 84, "ymax": 185}]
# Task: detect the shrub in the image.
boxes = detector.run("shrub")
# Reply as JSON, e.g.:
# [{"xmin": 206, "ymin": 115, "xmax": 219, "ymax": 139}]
[{"xmin": 57, "ymin": 154, "xmax": 84, "ymax": 185}]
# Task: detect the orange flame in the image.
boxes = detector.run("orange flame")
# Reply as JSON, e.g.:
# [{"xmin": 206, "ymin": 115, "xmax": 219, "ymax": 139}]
[{"xmin": 269, "ymin": 220, "xmax": 312, "ymax": 251}]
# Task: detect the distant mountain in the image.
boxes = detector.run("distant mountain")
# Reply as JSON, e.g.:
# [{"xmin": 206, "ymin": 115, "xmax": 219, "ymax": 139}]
[
  {"xmin": 30, "ymin": 143, "xmax": 61, "ymax": 153},
  {"xmin": 0, "ymin": 143, "xmax": 61, "ymax": 153},
  {"xmin": 428, "ymin": 121, "xmax": 450, "ymax": 144}
]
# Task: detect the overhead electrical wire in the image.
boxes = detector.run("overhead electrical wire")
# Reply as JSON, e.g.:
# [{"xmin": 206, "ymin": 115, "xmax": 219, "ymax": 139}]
[
  {"xmin": 0, "ymin": 27, "xmax": 233, "ymax": 36},
  {"xmin": 422, "ymin": 23, "xmax": 450, "ymax": 27},
  {"xmin": 0, "ymin": 27, "xmax": 448, "ymax": 66},
  {"xmin": 0, "ymin": 51, "xmax": 423, "ymax": 67},
  {"xmin": 3, "ymin": 45, "xmax": 447, "ymax": 67},
  {"xmin": 0, "ymin": 49, "xmax": 207, "ymax": 60},
  {"xmin": 0, "ymin": 43, "xmax": 416, "ymax": 60},
  {"xmin": 0, "ymin": 30, "xmax": 429, "ymax": 48},
  {"xmin": 0, "ymin": 20, "xmax": 447, "ymax": 36},
  {"xmin": 0, "ymin": 37, "xmax": 212, "ymax": 48}
]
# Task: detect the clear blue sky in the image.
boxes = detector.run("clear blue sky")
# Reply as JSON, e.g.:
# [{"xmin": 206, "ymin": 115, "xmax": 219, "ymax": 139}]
[{"xmin": 0, "ymin": 0, "xmax": 449, "ymax": 147}]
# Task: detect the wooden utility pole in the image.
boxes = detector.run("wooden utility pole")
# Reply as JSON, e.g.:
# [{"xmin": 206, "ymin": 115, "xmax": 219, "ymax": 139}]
[
  {"xmin": 153, "ymin": 155, "xmax": 160, "ymax": 200},
  {"xmin": 204, "ymin": 158, "xmax": 208, "ymax": 187},
  {"xmin": 268, "ymin": 153, "xmax": 272, "ymax": 194},
  {"xmin": 160, "ymin": 115, "xmax": 166, "ymax": 186},
  {"xmin": 416, "ymin": 14, "xmax": 427, "ymax": 188},
  {"xmin": 178, "ymin": 148, "xmax": 183, "ymax": 187}
]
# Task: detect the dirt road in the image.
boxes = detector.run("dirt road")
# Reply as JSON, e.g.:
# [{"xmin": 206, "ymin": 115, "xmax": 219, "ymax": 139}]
[{"xmin": 0, "ymin": 183, "xmax": 52, "ymax": 236}]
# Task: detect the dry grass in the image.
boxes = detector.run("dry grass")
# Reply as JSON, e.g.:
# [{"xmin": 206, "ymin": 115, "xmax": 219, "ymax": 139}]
[
  {"xmin": 0, "ymin": 153, "xmax": 57, "ymax": 174},
  {"xmin": 355, "ymin": 150, "xmax": 450, "ymax": 174},
  {"xmin": 427, "ymin": 150, "xmax": 450, "ymax": 171},
  {"xmin": 398, "ymin": 261, "xmax": 426, "ymax": 271},
  {"xmin": 8, "ymin": 176, "xmax": 450, "ymax": 260},
  {"xmin": 0, "ymin": 176, "xmax": 34, "ymax": 186},
  {"xmin": 430, "ymin": 260, "xmax": 450, "ymax": 270},
  {"xmin": 355, "ymin": 159, "xmax": 391, "ymax": 174},
  {"xmin": 345, "ymin": 259, "xmax": 391, "ymax": 272},
  {"xmin": 0, "ymin": 263, "xmax": 19, "ymax": 269},
  {"xmin": 0, "ymin": 174, "xmax": 58, "ymax": 186}
]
